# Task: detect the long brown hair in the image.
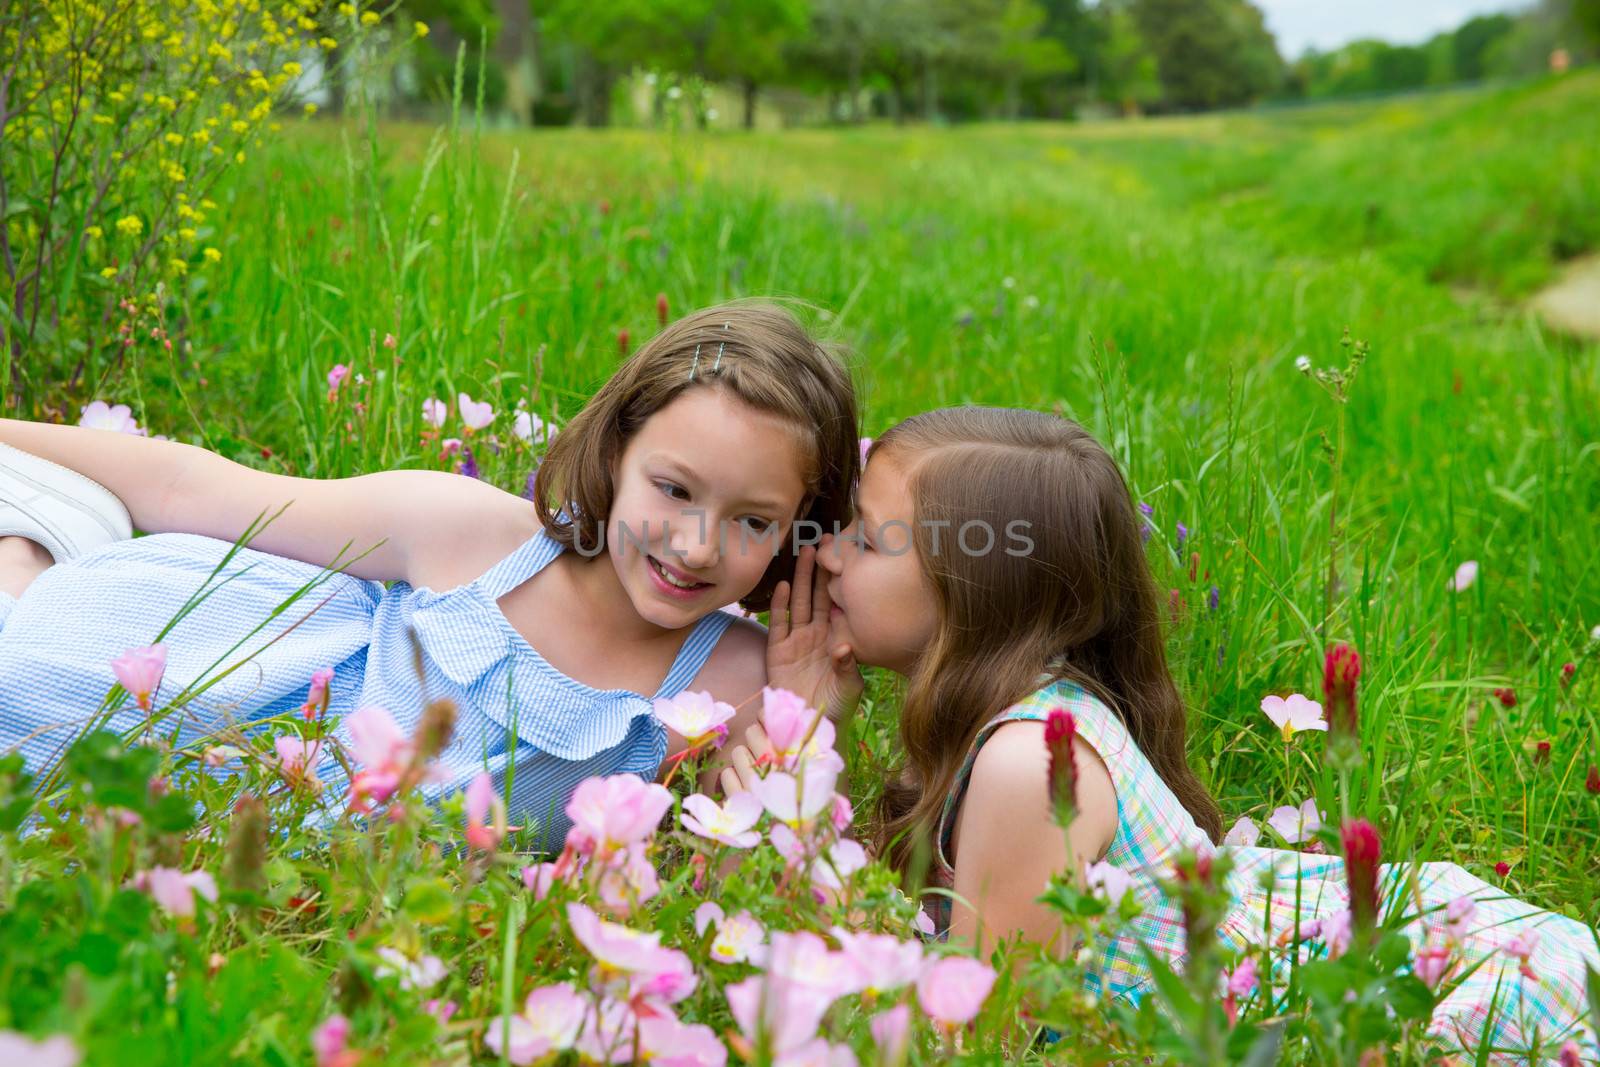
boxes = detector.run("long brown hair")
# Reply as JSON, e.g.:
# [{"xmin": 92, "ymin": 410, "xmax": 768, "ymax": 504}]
[
  {"xmin": 533, "ymin": 301, "xmax": 859, "ymax": 613},
  {"xmin": 871, "ymin": 407, "xmax": 1221, "ymax": 877}
]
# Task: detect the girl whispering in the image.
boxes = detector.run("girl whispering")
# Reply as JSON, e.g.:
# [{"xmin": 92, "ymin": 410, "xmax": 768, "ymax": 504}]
[
  {"xmin": 0, "ymin": 301, "xmax": 859, "ymax": 849},
  {"xmin": 730, "ymin": 405, "xmax": 1598, "ymax": 1060}
]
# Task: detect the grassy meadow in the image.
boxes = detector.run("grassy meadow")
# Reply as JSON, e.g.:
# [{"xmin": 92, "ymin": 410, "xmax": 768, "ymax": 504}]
[
  {"xmin": 10, "ymin": 59, "xmax": 1600, "ymax": 1064},
  {"xmin": 141, "ymin": 72, "xmax": 1600, "ymax": 921}
]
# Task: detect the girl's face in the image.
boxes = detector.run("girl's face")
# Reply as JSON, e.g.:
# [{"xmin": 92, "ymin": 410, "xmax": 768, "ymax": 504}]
[
  {"xmin": 608, "ymin": 387, "xmax": 809, "ymax": 630},
  {"xmin": 818, "ymin": 450, "xmax": 938, "ymax": 675}
]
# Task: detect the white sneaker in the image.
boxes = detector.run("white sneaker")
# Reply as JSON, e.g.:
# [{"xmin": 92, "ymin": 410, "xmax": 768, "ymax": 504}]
[{"xmin": 0, "ymin": 443, "xmax": 133, "ymax": 563}]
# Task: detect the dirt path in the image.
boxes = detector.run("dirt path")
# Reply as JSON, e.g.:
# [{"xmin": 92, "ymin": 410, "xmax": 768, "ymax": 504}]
[{"xmin": 1531, "ymin": 253, "xmax": 1600, "ymax": 340}]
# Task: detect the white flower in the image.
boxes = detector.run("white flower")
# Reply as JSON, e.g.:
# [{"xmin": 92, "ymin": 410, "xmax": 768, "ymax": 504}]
[
  {"xmin": 1223, "ymin": 816, "xmax": 1261, "ymax": 847},
  {"xmin": 1260, "ymin": 693, "xmax": 1327, "ymax": 743},
  {"xmin": 1001, "ymin": 275, "xmax": 1016, "ymax": 289},
  {"xmin": 375, "ymin": 947, "xmax": 447, "ymax": 991},
  {"xmin": 1294, "ymin": 355, "xmax": 1313, "ymax": 374},
  {"xmin": 513, "ymin": 408, "xmax": 551, "ymax": 444},
  {"xmin": 78, "ymin": 400, "xmax": 142, "ymax": 434},
  {"xmin": 709, "ymin": 911, "xmax": 766, "ymax": 964},
  {"xmin": 1084, "ymin": 860, "xmax": 1134, "ymax": 906},
  {"xmin": 1449, "ymin": 560, "xmax": 1478, "ymax": 593},
  {"xmin": 1266, "ymin": 799, "xmax": 1323, "ymax": 844}
]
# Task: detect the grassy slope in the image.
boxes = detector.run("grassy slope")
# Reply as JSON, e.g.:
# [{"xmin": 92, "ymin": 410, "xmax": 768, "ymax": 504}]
[{"xmin": 157, "ymin": 72, "xmax": 1599, "ymax": 920}]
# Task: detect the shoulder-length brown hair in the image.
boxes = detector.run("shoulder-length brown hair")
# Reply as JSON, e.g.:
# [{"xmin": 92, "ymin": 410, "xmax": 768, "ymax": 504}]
[
  {"xmin": 871, "ymin": 407, "xmax": 1222, "ymax": 877},
  {"xmin": 533, "ymin": 301, "xmax": 859, "ymax": 613}
]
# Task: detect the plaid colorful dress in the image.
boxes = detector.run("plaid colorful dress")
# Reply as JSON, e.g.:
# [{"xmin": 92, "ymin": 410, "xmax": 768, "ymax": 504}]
[{"xmin": 930, "ymin": 677, "xmax": 1600, "ymax": 1062}]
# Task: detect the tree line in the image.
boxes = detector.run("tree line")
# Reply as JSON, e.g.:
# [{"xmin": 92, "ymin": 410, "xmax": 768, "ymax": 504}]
[{"xmin": 396, "ymin": 0, "xmax": 1600, "ymax": 126}]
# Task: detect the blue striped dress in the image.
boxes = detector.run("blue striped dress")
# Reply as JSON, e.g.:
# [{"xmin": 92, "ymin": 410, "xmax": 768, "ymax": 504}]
[{"xmin": 0, "ymin": 526, "xmax": 733, "ymax": 849}]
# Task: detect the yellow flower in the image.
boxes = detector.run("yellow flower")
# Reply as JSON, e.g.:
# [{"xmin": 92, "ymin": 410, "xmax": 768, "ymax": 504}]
[
  {"xmin": 179, "ymin": 227, "xmax": 197, "ymax": 240},
  {"xmin": 231, "ymin": 120, "xmax": 249, "ymax": 134},
  {"xmin": 360, "ymin": 11, "xmax": 379, "ymax": 26},
  {"xmin": 85, "ymin": 226, "xmax": 103, "ymax": 239},
  {"xmin": 108, "ymin": 90, "xmax": 126, "ymax": 103},
  {"xmin": 203, "ymin": 247, "xmax": 222, "ymax": 263},
  {"xmin": 319, "ymin": 36, "xmax": 337, "ymax": 50},
  {"xmin": 100, "ymin": 267, "xmax": 119, "ymax": 278},
  {"xmin": 156, "ymin": 94, "xmax": 176, "ymax": 112},
  {"xmin": 170, "ymin": 258, "xmax": 188, "ymax": 275},
  {"xmin": 414, "ymin": 21, "xmax": 428, "ymax": 37},
  {"xmin": 115, "ymin": 215, "xmax": 143, "ymax": 237},
  {"xmin": 235, "ymin": 150, "xmax": 245, "ymax": 163},
  {"xmin": 268, "ymin": 121, "xmax": 281, "ymax": 133},
  {"xmin": 282, "ymin": 61, "xmax": 301, "ymax": 76},
  {"xmin": 192, "ymin": 129, "xmax": 209, "ymax": 144},
  {"xmin": 164, "ymin": 132, "xmax": 185, "ymax": 147},
  {"xmin": 337, "ymin": 2, "xmax": 354, "ymax": 15},
  {"xmin": 201, "ymin": 199, "xmax": 218, "ymax": 211},
  {"xmin": 303, "ymin": 102, "xmax": 318, "ymax": 116},
  {"xmin": 165, "ymin": 162, "xmax": 186, "ymax": 183},
  {"xmin": 92, "ymin": 114, "xmax": 114, "ymax": 126}
]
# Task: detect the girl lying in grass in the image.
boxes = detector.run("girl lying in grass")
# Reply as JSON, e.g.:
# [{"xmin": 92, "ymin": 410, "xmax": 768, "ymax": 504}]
[
  {"xmin": 0, "ymin": 302, "xmax": 858, "ymax": 848},
  {"xmin": 728, "ymin": 405, "xmax": 1599, "ymax": 1061}
]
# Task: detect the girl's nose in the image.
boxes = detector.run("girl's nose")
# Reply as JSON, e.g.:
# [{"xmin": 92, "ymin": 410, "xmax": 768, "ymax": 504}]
[
  {"xmin": 668, "ymin": 521, "xmax": 719, "ymax": 571},
  {"xmin": 816, "ymin": 531, "xmax": 845, "ymax": 575}
]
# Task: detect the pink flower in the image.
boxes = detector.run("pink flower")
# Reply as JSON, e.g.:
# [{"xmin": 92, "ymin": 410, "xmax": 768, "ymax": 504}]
[
  {"xmin": 457, "ymin": 392, "xmax": 494, "ymax": 431},
  {"xmin": 301, "ymin": 666, "xmax": 334, "ymax": 720},
  {"xmin": 1318, "ymin": 909, "xmax": 1354, "ymax": 959},
  {"xmin": 422, "ymin": 397, "xmax": 448, "ymax": 427},
  {"xmin": 111, "ymin": 643, "xmax": 167, "ymax": 712},
  {"xmin": 465, "ymin": 772, "xmax": 506, "ymax": 851},
  {"xmin": 1444, "ymin": 895, "xmax": 1477, "ymax": 941},
  {"xmin": 870, "ymin": 1004, "xmax": 911, "ymax": 1067},
  {"xmin": 767, "ymin": 931, "xmax": 867, "ymax": 1002},
  {"xmin": 830, "ymin": 794, "xmax": 854, "ymax": 834},
  {"xmin": 344, "ymin": 704, "xmax": 413, "ymax": 808},
  {"xmin": 326, "ymin": 364, "xmax": 350, "ymax": 398},
  {"xmin": 383, "ymin": 332, "xmax": 397, "ymax": 350},
  {"xmin": 133, "ymin": 866, "xmax": 218, "ymax": 919},
  {"xmin": 705, "ymin": 910, "xmax": 767, "ymax": 965},
  {"xmin": 1223, "ymin": 816, "xmax": 1261, "ymax": 847},
  {"xmin": 566, "ymin": 774, "xmax": 673, "ymax": 857},
  {"xmin": 810, "ymin": 837, "xmax": 868, "ymax": 891},
  {"xmin": 916, "ymin": 955, "xmax": 997, "ymax": 1029},
  {"xmin": 375, "ymin": 947, "xmax": 447, "ymax": 991},
  {"xmin": 760, "ymin": 688, "xmax": 844, "ymax": 772},
  {"xmin": 1502, "ymin": 930, "xmax": 1540, "ymax": 981},
  {"xmin": 749, "ymin": 761, "xmax": 841, "ymax": 827},
  {"xmin": 439, "ymin": 437, "xmax": 462, "ymax": 459},
  {"xmin": 274, "ymin": 736, "xmax": 323, "ymax": 789},
  {"xmin": 311, "ymin": 1014, "xmax": 351, "ymax": 1067},
  {"xmin": 1559, "ymin": 1041, "xmax": 1584, "ymax": 1067},
  {"xmin": 1266, "ymin": 798, "xmax": 1322, "ymax": 844},
  {"xmin": 1260, "ymin": 693, "xmax": 1327, "ymax": 742},
  {"xmin": 680, "ymin": 793, "xmax": 762, "ymax": 848},
  {"xmin": 1323, "ymin": 643, "xmax": 1362, "ymax": 742},
  {"xmin": 653, "ymin": 691, "xmax": 737, "ymax": 749},
  {"xmin": 1415, "ymin": 943, "xmax": 1452, "ymax": 989},
  {"xmin": 0, "ymin": 1031, "xmax": 80, "ymax": 1067},
  {"xmin": 484, "ymin": 982, "xmax": 585, "ymax": 1065},
  {"xmin": 725, "ymin": 974, "xmax": 832, "ymax": 1058},
  {"xmin": 567, "ymin": 903, "xmax": 696, "ymax": 1005},
  {"xmin": 425, "ymin": 999, "xmax": 457, "ymax": 1024},
  {"xmin": 831, "ymin": 928, "xmax": 923, "ymax": 994},
  {"xmin": 79, "ymin": 399, "xmax": 142, "ymax": 435},
  {"xmin": 638, "ymin": 1014, "xmax": 727, "ymax": 1067},
  {"xmin": 1085, "ymin": 860, "xmax": 1134, "ymax": 907},
  {"xmin": 1449, "ymin": 560, "xmax": 1478, "ymax": 592},
  {"xmin": 1340, "ymin": 818, "xmax": 1382, "ymax": 930},
  {"xmin": 522, "ymin": 862, "xmax": 561, "ymax": 899},
  {"xmin": 1222, "ymin": 956, "xmax": 1258, "ymax": 1025},
  {"xmin": 694, "ymin": 901, "xmax": 725, "ymax": 936},
  {"xmin": 596, "ymin": 843, "xmax": 661, "ymax": 914}
]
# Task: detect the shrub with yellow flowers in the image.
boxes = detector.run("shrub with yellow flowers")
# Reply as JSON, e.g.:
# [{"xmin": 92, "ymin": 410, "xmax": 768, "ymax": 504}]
[{"xmin": 0, "ymin": 0, "xmax": 417, "ymax": 409}]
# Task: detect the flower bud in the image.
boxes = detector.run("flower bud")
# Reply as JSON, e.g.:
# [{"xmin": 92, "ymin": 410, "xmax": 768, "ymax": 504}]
[
  {"xmin": 1341, "ymin": 818, "xmax": 1381, "ymax": 932},
  {"xmin": 1043, "ymin": 708, "xmax": 1078, "ymax": 829},
  {"xmin": 656, "ymin": 292, "xmax": 669, "ymax": 326},
  {"xmin": 618, "ymin": 328, "xmax": 630, "ymax": 357},
  {"xmin": 1323, "ymin": 643, "xmax": 1361, "ymax": 743}
]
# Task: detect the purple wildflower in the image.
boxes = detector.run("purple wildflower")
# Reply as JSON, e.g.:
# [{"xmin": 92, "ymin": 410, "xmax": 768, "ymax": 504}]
[
  {"xmin": 1208, "ymin": 585, "xmax": 1220, "ymax": 612},
  {"xmin": 457, "ymin": 447, "xmax": 480, "ymax": 480},
  {"xmin": 1176, "ymin": 522, "xmax": 1189, "ymax": 549}
]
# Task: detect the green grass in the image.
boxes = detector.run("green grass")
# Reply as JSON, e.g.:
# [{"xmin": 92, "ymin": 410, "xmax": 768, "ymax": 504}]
[{"xmin": 103, "ymin": 72, "xmax": 1600, "ymax": 924}]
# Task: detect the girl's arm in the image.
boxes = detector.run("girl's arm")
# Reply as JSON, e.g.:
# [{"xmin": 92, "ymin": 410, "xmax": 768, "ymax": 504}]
[
  {"xmin": 947, "ymin": 720, "xmax": 1117, "ymax": 958},
  {"xmin": 0, "ymin": 419, "xmax": 536, "ymax": 585}
]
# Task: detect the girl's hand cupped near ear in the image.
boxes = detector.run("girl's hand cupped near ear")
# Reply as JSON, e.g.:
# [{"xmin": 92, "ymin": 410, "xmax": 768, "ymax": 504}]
[{"xmin": 766, "ymin": 542, "xmax": 864, "ymax": 721}]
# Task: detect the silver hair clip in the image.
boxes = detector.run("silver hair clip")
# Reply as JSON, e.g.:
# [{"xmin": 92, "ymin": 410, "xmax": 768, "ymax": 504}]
[
  {"xmin": 688, "ymin": 343, "xmax": 702, "ymax": 382},
  {"xmin": 713, "ymin": 322, "xmax": 729, "ymax": 372}
]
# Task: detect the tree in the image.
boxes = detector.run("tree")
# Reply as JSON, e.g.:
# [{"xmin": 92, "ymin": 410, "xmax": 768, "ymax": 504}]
[
  {"xmin": 1129, "ymin": 0, "xmax": 1283, "ymax": 110},
  {"xmin": 1451, "ymin": 14, "xmax": 1515, "ymax": 81}
]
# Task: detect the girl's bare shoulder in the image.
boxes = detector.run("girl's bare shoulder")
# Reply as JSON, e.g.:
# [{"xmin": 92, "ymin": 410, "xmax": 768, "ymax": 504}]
[{"xmin": 965, "ymin": 718, "xmax": 1117, "ymax": 851}]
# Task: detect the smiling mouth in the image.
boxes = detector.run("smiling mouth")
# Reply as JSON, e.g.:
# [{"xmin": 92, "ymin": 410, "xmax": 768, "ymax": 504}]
[{"xmin": 647, "ymin": 555, "xmax": 711, "ymax": 591}]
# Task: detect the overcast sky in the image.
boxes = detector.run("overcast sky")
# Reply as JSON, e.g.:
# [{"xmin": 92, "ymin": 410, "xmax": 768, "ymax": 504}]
[{"xmin": 1254, "ymin": 0, "xmax": 1529, "ymax": 56}]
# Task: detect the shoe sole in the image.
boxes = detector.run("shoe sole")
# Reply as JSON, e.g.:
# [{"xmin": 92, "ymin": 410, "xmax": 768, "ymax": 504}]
[{"xmin": 0, "ymin": 443, "xmax": 133, "ymax": 548}]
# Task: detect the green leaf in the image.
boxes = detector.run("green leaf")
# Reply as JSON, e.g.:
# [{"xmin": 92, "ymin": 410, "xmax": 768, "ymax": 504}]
[
  {"xmin": 1234, "ymin": 1020, "xmax": 1284, "ymax": 1066},
  {"xmin": 402, "ymin": 876, "xmax": 456, "ymax": 924}
]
